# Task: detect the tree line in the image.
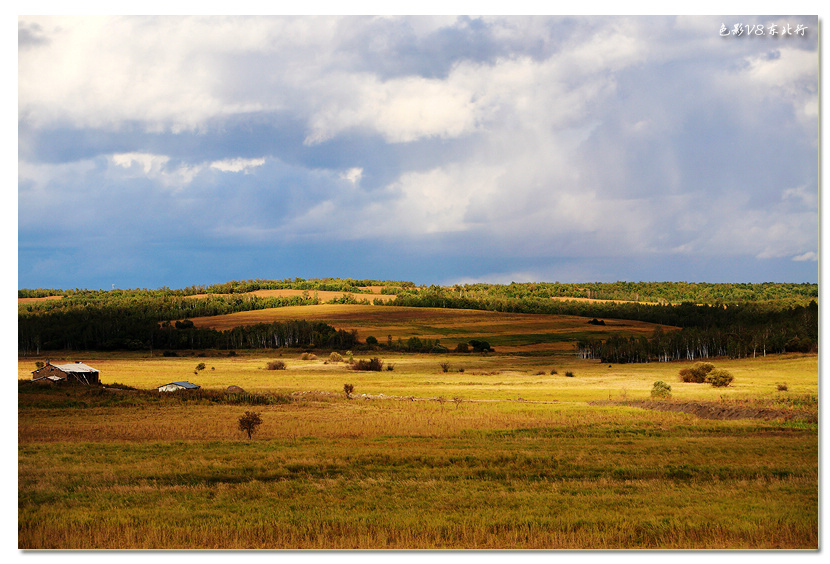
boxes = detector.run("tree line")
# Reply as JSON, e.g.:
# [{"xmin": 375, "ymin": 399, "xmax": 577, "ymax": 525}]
[{"xmin": 18, "ymin": 278, "xmax": 818, "ymax": 355}]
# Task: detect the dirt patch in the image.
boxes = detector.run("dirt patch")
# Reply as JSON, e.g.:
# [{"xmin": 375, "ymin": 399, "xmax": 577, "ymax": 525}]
[{"xmin": 590, "ymin": 399, "xmax": 817, "ymax": 423}]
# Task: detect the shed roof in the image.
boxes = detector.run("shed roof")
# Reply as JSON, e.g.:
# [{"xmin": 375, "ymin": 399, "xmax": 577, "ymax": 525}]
[
  {"xmin": 162, "ymin": 381, "xmax": 200, "ymax": 389},
  {"xmin": 48, "ymin": 362, "xmax": 99, "ymax": 373}
]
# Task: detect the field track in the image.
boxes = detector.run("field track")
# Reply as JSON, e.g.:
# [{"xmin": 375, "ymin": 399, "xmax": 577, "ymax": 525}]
[{"xmin": 188, "ymin": 304, "xmax": 675, "ymax": 352}]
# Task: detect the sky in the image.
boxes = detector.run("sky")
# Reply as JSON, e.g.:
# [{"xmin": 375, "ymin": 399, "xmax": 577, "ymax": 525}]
[{"xmin": 17, "ymin": 10, "xmax": 821, "ymax": 290}]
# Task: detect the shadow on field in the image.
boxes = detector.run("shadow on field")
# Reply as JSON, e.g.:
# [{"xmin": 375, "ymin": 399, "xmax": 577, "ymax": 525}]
[{"xmin": 590, "ymin": 399, "xmax": 817, "ymax": 423}]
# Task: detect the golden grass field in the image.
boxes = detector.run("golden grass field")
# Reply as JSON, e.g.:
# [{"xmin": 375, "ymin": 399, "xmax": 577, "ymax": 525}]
[{"xmin": 18, "ymin": 304, "xmax": 819, "ymax": 549}]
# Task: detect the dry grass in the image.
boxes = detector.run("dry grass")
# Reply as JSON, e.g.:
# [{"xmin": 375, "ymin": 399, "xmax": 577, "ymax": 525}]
[
  {"xmin": 19, "ymin": 390, "xmax": 818, "ymax": 549},
  {"xmin": 17, "ymin": 351, "xmax": 818, "ymax": 403},
  {"xmin": 17, "ymin": 335, "xmax": 818, "ymax": 549}
]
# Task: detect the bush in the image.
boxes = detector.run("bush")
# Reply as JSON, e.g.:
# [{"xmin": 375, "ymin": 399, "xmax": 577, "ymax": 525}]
[
  {"xmin": 238, "ymin": 411, "xmax": 263, "ymax": 439},
  {"xmin": 329, "ymin": 352, "xmax": 343, "ymax": 363},
  {"xmin": 469, "ymin": 340, "xmax": 493, "ymax": 353},
  {"xmin": 196, "ymin": 362, "xmax": 206, "ymax": 371},
  {"xmin": 343, "ymin": 383, "xmax": 355, "ymax": 399},
  {"xmin": 651, "ymin": 381, "xmax": 672, "ymax": 398},
  {"xmin": 352, "ymin": 358, "xmax": 384, "ymax": 371},
  {"xmin": 301, "ymin": 353, "xmax": 318, "ymax": 361},
  {"xmin": 550, "ymin": 369, "xmax": 558, "ymax": 375},
  {"xmin": 266, "ymin": 360, "xmax": 286, "ymax": 370},
  {"xmin": 679, "ymin": 362, "xmax": 715, "ymax": 383},
  {"xmin": 454, "ymin": 343, "xmax": 470, "ymax": 353},
  {"xmin": 440, "ymin": 361, "xmax": 451, "ymax": 373},
  {"xmin": 705, "ymin": 368, "xmax": 734, "ymax": 388},
  {"xmin": 565, "ymin": 371, "xmax": 574, "ymax": 377},
  {"xmin": 386, "ymin": 364, "xmax": 394, "ymax": 371},
  {"xmin": 777, "ymin": 382, "xmax": 788, "ymax": 392},
  {"xmin": 365, "ymin": 336, "xmax": 378, "ymax": 346}
]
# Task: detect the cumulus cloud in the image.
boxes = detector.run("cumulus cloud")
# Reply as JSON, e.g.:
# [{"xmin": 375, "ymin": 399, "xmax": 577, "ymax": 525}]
[{"xmin": 17, "ymin": 15, "xmax": 819, "ymax": 289}]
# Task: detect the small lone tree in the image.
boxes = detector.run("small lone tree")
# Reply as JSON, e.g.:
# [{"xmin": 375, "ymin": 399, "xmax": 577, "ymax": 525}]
[
  {"xmin": 651, "ymin": 381, "xmax": 672, "ymax": 399},
  {"xmin": 238, "ymin": 411, "xmax": 263, "ymax": 439},
  {"xmin": 344, "ymin": 383, "xmax": 355, "ymax": 399}
]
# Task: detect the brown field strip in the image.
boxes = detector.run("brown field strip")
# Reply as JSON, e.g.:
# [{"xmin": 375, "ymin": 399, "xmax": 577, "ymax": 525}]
[
  {"xmin": 184, "ymin": 288, "xmax": 396, "ymax": 303},
  {"xmin": 18, "ymin": 295, "xmax": 63, "ymax": 304},
  {"xmin": 188, "ymin": 304, "xmax": 675, "ymax": 352}
]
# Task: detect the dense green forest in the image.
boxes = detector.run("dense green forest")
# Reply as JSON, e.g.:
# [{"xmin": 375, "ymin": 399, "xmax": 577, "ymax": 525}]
[{"xmin": 18, "ymin": 278, "xmax": 818, "ymax": 359}]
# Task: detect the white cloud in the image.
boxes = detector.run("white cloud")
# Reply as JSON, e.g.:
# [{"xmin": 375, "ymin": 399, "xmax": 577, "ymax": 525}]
[
  {"xmin": 339, "ymin": 167, "xmax": 363, "ymax": 184},
  {"xmin": 110, "ymin": 152, "xmax": 202, "ymax": 189},
  {"xmin": 210, "ymin": 158, "xmax": 266, "ymax": 173},
  {"xmin": 792, "ymin": 251, "xmax": 818, "ymax": 262}
]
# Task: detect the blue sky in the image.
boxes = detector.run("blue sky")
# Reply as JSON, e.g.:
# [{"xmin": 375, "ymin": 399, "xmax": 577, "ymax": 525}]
[{"xmin": 17, "ymin": 12, "xmax": 820, "ymax": 290}]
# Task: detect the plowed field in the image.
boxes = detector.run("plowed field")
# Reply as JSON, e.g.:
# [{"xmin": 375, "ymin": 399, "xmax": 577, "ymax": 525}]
[{"xmin": 188, "ymin": 304, "xmax": 675, "ymax": 352}]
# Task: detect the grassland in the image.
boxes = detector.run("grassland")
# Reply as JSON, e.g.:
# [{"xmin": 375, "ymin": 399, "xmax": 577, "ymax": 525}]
[{"xmin": 18, "ymin": 305, "xmax": 818, "ymax": 549}]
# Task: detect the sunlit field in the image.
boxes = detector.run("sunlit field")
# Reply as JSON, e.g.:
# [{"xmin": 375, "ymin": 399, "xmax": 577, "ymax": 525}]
[
  {"xmin": 187, "ymin": 303, "xmax": 677, "ymax": 353},
  {"xmin": 18, "ymin": 346, "xmax": 817, "ymax": 549}
]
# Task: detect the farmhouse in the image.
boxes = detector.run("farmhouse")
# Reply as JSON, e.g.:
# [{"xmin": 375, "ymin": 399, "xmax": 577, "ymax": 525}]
[
  {"xmin": 157, "ymin": 381, "xmax": 200, "ymax": 392},
  {"xmin": 31, "ymin": 361, "xmax": 100, "ymax": 385}
]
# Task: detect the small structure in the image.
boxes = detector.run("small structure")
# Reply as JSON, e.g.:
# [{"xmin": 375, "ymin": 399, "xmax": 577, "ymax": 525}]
[
  {"xmin": 157, "ymin": 381, "xmax": 200, "ymax": 392},
  {"xmin": 31, "ymin": 361, "xmax": 100, "ymax": 385}
]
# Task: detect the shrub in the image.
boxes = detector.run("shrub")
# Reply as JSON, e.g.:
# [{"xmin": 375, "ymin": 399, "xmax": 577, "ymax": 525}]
[
  {"xmin": 266, "ymin": 360, "xmax": 286, "ymax": 370},
  {"xmin": 706, "ymin": 368, "xmax": 734, "ymax": 388},
  {"xmin": 227, "ymin": 350, "xmax": 237, "ymax": 357},
  {"xmin": 365, "ymin": 336, "xmax": 378, "ymax": 346},
  {"xmin": 469, "ymin": 340, "xmax": 493, "ymax": 353},
  {"xmin": 440, "ymin": 361, "xmax": 451, "ymax": 373},
  {"xmin": 651, "ymin": 381, "xmax": 672, "ymax": 399},
  {"xmin": 237, "ymin": 411, "xmax": 263, "ymax": 439},
  {"xmin": 352, "ymin": 358, "xmax": 384, "ymax": 371},
  {"xmin": 301, "ymin": 353, "xmax": 318, "ymax": 361},
  {"xmin": 679, "ymin": 362, "xmax": 714, "ymax": 383},
  {"xmin": 329, "ymin": 352, "xmax": 343, "ymax": 363},
  {"xmin": 454, "ymin": 343, "xmax": 470, "ymax": 353},
  {"xmin": 565, "ymin": 371, "xmax": 574, "ymax": 377},
  {"xmin": 343, "ymin": 383, "xmax": 355, "ymax": 399},
  {"xmin": 550, "ymin": 369, "xmax": 558, "ymax": 375},
  {"xmin": 386, "ymin": 364, "xmax": 394, "ymax": 371},
  {"xmin": 777, "ymin": 382, "xmax": 788, "ymax": 392},
  {"xmin": 35, "ymin": 361, "xmax": 44, "ymax": 369},
  {"xmin": 196, "ymin": 363, "xmax": 206, "ymax": 371}
]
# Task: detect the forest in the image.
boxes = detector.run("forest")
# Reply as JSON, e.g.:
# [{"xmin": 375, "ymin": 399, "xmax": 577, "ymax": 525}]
[{"xmin": 18, "ymin": 278, "xmax": 818, "ymax": 360}]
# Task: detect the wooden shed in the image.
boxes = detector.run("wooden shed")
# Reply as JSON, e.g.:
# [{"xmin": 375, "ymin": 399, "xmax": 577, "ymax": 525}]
[
  {"xmin": 31, "ymin": 361, "xmax": 100, "ymax": 385},
  {"xmin": 157, "ymin": 381, "xmax": 200, "ymax": 392}
]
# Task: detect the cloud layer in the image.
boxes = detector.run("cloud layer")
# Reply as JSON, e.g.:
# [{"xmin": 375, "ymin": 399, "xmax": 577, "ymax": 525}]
[{"xmin": 18, "ymin": 15, "xmax": 819, "ymax": 289}]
